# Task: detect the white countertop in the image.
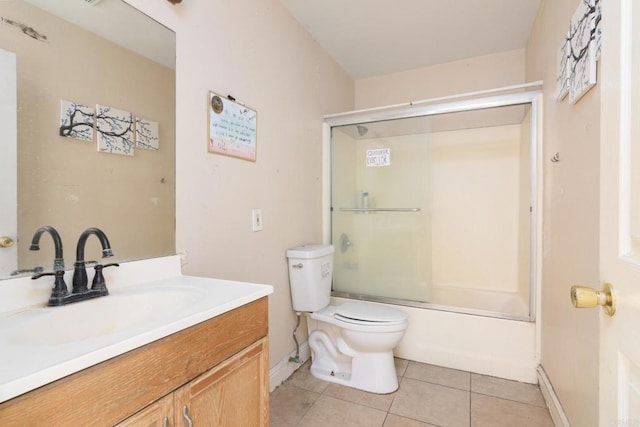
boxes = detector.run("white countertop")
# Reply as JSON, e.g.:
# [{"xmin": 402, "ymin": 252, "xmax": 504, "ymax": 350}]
[{"xmin": 0, "ymin": 257, "xmax": 273, "ymax": 403}]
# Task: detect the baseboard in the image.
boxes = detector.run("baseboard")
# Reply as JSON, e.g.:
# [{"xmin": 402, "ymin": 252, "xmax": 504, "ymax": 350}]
[
  {"xmin": 537, "ymin": 365, "xmax": 570, "ymax": 427},
  {"xmin": 269, "ymin": 341, "xmax": 310, "ymax": 392}
]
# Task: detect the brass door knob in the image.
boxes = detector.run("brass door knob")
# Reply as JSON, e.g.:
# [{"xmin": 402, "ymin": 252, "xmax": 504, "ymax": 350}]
[
  {"xmin": 570, "ymin": 283, "xmax": 616, "ymax": 316},
  {"xmin": 0, "ymin": 236, "xmax": 14, "ymax": 248}
]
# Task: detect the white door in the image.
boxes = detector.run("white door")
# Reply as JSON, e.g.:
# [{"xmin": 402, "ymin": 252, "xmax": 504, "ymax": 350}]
[
  {"xmin": 599, "ymin": 0, "xmax": 640, "ymax": 424},
  {"xmin": 0, "ymin": 49, "xmax": 17, "ymax": 277}
]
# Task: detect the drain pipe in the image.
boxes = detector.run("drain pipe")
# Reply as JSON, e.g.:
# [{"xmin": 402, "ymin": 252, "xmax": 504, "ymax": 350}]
[{"xmin": 289, "ymin": 312, "xmax": 302, "ymax": 363}]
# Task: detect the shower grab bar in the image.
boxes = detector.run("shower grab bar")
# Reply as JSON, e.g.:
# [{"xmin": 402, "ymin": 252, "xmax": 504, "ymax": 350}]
[{"xmin": 339, "ymin": 208, "xmax": 421, "ymax": 212}]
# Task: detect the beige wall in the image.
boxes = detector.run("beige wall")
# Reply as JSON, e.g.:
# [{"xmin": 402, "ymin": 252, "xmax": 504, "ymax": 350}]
[
  {"xmin": 526, "ymin": 1, "xmax": 600, "ymax": 426},
  {"xmin": 124, "ymin": 0, "xmax": 354, "ymax": 369},
  {"xmin": 1, "ymin": 1, "xmax": 175, "ymax": 269},
  {"xmin": 355, "ymin": 49, "xmax": 525, "ymax": 110}
]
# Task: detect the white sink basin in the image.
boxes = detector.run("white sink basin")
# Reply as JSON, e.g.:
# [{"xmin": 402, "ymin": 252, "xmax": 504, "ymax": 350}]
[{"xmin": 11, "ymin": 286, "xmax": 205, "ymax": 346}]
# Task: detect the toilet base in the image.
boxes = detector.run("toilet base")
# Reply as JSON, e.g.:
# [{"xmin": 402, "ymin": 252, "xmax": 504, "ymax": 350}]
[
  {"xmin": 310, "ymin": 365, "xmax": 351, "ymax": 382},
  {"xmin": 309, "ymin": 355, "xmax": 399, "ymax": 394},
  {"xmin": 308, "ymin": 330, "xmax": 399, "ymax": 394}
]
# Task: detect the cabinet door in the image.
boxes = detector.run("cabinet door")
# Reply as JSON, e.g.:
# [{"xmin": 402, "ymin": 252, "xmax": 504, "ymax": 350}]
[
  {"xmin": 175, "ymin": 338, "xmax": 269, "ymax": 426},
  {"xmin": 116, "ymin": 394, "xmax": 174, "ymax": 427}
]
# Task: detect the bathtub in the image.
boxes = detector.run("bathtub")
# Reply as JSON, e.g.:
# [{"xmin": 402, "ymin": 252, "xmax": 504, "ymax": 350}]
[{"xmin": 331, "ymin": 296, "xmax": 539, "ymax": 384}]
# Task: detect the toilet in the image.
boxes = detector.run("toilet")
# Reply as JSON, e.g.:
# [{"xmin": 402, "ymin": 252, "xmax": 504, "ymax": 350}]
[{"xmin": 287, "ymin": 244, "xmax": 408, "ymax": 394}]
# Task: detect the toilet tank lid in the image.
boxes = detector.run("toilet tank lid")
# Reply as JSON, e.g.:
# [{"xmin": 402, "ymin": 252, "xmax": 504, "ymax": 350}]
[{"xmin": 286, "ymin": 244, "xmax": 334, "ymax": 259}]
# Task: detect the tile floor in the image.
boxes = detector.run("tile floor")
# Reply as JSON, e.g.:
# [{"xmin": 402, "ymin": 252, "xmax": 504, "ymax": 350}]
[{"xmin": 270, "ymin": 359, "xmax": 554, "ymax": 427}]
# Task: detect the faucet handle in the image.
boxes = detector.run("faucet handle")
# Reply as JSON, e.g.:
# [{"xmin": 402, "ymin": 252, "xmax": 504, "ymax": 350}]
[
  {"xmin": 91, "ymin": 263, "xmax": 120, "ymax": 293},
  {"xmin": 32, "ymin": 270, "xmax": 68, "ymax": 299},
  {"xmin": 11, "ymin": 266, "xmax": 44, "ymax": 276}
]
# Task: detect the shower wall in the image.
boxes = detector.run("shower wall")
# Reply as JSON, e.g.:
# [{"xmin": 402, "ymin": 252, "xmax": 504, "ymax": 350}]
[{"xmin": 431, "ymin": 125, "xmax": 521, "ymax": 292}]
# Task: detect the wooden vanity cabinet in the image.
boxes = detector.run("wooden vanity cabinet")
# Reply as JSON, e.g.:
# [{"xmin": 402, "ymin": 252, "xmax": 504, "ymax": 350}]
[
  {"xmin": 119, "ymin": 337, "xmax": 269, "ymax": 426},
  {"xmin": 175, "ymin": 337, "xmax": 268, "ymax": 426},
  {"xmin": 0, "ymin": 297, "xmax": 269, "ymax": 426}
]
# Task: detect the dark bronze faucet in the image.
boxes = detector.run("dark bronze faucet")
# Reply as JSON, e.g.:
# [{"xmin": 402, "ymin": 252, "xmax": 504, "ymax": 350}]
[
  {"xmin": 72, "ymin": 227, "xmax": 114, "ymax": 293},
  {"xmin": 29, "ymin": 225, "xmax": 68, "ymax": 304},
  {"xmin": 30, "ymin": 225, "xmax": 64, "ymax": 271},
  {"xmin": 31, "ymin": 226, "xmax": 119, "ymax": 306}
]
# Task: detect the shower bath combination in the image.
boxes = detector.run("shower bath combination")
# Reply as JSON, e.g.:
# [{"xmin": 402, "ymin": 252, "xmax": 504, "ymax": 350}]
[
  {"xmin": 329, "ymin": 94, "xmax": 536, "ymax": 320},
  {"xmin": 322, "ymin": 85, "xmax": 543, "ymax": 383}
]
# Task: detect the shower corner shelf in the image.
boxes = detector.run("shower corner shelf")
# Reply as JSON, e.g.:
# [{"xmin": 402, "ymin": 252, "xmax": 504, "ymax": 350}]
[{"xmin": 339, "ymin": 207, "xmax": 421, "ymax": 213}]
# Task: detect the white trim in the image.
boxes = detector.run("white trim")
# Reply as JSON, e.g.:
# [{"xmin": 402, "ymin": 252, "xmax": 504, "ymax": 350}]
[
  {"xmin": 322, "ymin": 122, "xmax": 332, "ymax": 244},
  {"xmin": 534, "ymin": 94, "xmax": 544, "ymax": 358},
  {"xmin": 269, "ymin": 341, "xmax": 310, "ymax": 392},
  {"xmin": 618, "ymin": 0, "xmax": 633, "ymax": 258},
  {"xmin": 0, "ymin": 49, "xmax": 17, "ymax": 278},
  {"xmin": 324, "ymin": 91, "xmax": 542, "ymax": 128},
  {"xmin": 537, "ymin": 365, "xmax": 570, "ymax": 427},
  {"xmin": 325, "ymin": 81, "xmax": 544, "ymax": 119}
]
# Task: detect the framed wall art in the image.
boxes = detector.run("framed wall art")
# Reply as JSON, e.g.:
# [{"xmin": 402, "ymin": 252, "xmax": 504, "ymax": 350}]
[
  {"xmin": 556, "ymin": 0, "xmax": 601, "ymax": 105},
  {"xmin": 136, "ymin": 117, "xmax": 159, "ymax": 150},
  {"xmin": 208, "ymin": 91, "xmax": 257, "ymax": 162},
  {"xmin": 59, "ymin": 100, "xmax": 94, "ymax": 141},
  {"xmin": 96, "ymin": 104, "xmax": 134, "ymax": 156},
  {"xmin": 568, "ymin": 0, "xmax": 597, "ymax": 104}
]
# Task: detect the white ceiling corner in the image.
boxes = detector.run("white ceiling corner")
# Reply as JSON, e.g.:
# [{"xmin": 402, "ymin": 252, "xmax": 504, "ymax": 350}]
[{"xmin": 278, "ymin": 0, "xmax": 540, "ymax": 79}]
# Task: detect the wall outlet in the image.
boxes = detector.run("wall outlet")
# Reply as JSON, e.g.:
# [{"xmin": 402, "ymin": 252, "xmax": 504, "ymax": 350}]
[{"xmin": 252, "ymin": 209, "xmax": 263, "ymax": 231}]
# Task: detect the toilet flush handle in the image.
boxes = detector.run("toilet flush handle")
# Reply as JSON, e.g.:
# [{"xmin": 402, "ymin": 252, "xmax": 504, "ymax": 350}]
[{"xmin": 292, "ymin": 263, "xmax": 303, "ymax": 269}]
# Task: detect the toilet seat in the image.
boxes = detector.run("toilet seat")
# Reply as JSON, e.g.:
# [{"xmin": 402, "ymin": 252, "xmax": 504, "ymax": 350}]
[
  {"xmin": 310, "ymin": 301, "xmax": 408, "ymax": 332},
  {"xmin": 334, "ymin": 302, "xmax": 408, "ymax": 326}
]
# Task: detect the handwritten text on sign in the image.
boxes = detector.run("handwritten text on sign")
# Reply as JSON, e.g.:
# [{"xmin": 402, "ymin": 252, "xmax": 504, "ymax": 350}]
[
  {"xmin": 366, "ymin": 148, "xmax": 391, "ymax": 167},
  {"xmin": 208, "ymin": 92, "xmax": 257, "ymax": 161}
]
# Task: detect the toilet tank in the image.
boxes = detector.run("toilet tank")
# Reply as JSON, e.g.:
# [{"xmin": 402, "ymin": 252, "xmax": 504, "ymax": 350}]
[{"xmin": 286, "ymin": 244, "xmax": 334, "ymax": 312}]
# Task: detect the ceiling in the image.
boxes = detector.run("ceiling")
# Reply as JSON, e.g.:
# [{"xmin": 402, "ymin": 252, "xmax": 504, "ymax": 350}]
[{"xmin": 278, "ymin": 0, "xmax": 541, "ymax": 79}]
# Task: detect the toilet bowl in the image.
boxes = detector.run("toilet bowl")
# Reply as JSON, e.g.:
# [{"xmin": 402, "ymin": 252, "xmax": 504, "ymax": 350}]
[
  {"xmin": 286, "ymin": 244, "xmax": 409, "ymax": 394},
  {"xmin": 307, "ymin": 301, "xmax": 408, "ymax": 393}
]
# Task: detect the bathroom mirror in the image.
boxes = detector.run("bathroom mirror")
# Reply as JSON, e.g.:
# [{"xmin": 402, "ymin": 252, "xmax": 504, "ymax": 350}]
[{"xmin": 0, "ymin": 0, "xmax": 176, "ymax": 279}]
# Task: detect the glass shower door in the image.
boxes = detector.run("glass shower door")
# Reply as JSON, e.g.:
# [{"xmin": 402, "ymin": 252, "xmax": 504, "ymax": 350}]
[
  {"xmin": 331, "ymin": 126, "xmax": 432, "ymax": 302},
  {"xmin": 330, "ymin": 102, "xmax": 533, "ymax": 319}
]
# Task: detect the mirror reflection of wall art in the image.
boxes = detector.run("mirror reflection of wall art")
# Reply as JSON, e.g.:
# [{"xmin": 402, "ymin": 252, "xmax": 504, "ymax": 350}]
[
  {"xmin": 59, "ymin": 100, "xmax": 94, "ymax": 141},
  {"xmin": 208, "ymin": 91, "xmax": 257, "ymax": 162},
  {"xmin": 135, "ymin": 117, "xmax": 159, "ymax": 150},
  {"xmin": 96, "ymin": 104, "xmax": 134, "ymax": 156}
]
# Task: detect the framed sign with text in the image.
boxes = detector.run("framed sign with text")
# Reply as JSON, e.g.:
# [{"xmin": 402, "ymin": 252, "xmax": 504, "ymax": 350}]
[{"xmin": 208, "ymin": 91, "xmax": 257, "ymax": 161}]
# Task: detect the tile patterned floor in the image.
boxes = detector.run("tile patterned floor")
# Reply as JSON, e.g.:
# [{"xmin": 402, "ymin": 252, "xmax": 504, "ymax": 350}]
[{"xmin": 270, "ymin": 359, "xmax": 554, "ymax": 427}]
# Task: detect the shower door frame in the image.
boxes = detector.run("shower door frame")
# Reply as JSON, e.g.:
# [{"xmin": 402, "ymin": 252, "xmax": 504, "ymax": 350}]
[{"xmin": 322, "ymin": 88, "xmax": 543, "ymax": 322}]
